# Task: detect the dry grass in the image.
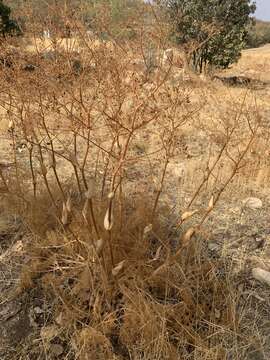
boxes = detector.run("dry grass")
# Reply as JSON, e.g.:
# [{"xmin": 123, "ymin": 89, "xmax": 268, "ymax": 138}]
[
  {"xmin": 221, "ymin": 44, "xmax": 270, "ymax": 82},
  {"xmin": 0, "ymin": 4, "xmax": 270, "ymax": 360}
]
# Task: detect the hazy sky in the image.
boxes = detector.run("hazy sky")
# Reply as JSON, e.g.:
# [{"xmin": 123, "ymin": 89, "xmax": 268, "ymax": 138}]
[{"xmin": 255, "ymin": 0, "xmax": 270, "ymax": 21}]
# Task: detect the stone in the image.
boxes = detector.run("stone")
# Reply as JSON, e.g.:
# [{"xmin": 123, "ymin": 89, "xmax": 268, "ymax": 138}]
[
  {"xmin": 34, "ymin": 306, "xmax": 43, "ymax": 314},
  {"xmin": 50, "ymin": 343, "xmax": 64, "ymax": 357},
  {"xmin": 246, "ymin": 347, "xmax": 265, "ymax": 360},
  {"xmin": 252, "ymin": 268, "xmax": 270, "ymax": 287},
  {"xmin": 22, "ymin": 64, "xmax": 37, "ymax": 71},
  {"xmin": 55, "ymin": 312, "xmax": 65, "ymax": 326},
  {"xmin": 243, "ymin": 197, "xmax": 263, "ymax": 210},
  {"xmin": 208, "ymin": 242, "xmax": 220, "ymax": 252}
]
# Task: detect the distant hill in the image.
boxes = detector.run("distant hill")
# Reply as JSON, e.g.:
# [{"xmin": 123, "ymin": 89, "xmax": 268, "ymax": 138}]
[{"xmin": 246, "ymin": 19, "xmax": 270, "ymax": 48}]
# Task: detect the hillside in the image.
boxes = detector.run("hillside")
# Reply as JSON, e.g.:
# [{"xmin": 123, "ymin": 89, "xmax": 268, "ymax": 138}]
[{"xmin": 247, "ymin": 18, "xmax": 270, "ymax": 48}]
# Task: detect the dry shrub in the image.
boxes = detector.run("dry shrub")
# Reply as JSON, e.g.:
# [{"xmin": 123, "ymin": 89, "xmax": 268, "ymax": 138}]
[
  {"xmin": 15, "ymin": 194, "xmax": 237, "ymax": 359},
  {"xmin": 0, "ymin": 2, "xmax": 265, "ymax": 359}
]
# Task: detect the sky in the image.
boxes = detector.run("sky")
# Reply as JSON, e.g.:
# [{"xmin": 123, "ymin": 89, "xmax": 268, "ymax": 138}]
[{"xmin": 255, "ymin": 0, "xmax": 270, "ymax": 21}]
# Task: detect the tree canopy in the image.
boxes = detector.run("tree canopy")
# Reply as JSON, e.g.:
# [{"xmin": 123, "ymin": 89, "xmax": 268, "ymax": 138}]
[
  {"xmin": 0, "ymin": 0, "xmax": 21, "ymax": 36},
  {"xmin": 161, "ymin": 0, "xmax": 256, "ymax": 72}
]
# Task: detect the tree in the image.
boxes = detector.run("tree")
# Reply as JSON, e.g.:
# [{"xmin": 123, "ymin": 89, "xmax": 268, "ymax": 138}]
[
  {"xmin": 0, "ymin": 0, "xmax": 21, "ymax": 37},
  {"xmin": 160, "ymin": 0, "xmax": 256, "ymax": 72}
]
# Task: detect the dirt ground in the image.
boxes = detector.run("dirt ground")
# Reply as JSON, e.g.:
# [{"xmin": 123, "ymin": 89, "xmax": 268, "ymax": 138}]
[{"xmin": 0, "ymin": 41, "xmax": 270, "ymax": 359}]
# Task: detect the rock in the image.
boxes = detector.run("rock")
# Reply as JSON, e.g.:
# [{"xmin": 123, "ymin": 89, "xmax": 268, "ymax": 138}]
[
  {"xmin": 34, "ymin": 306, "xmax": 43, "ymax": 314},
  {"xmin": 243, "ymin": 197, "xmax": 263, "ymax": 210},
  {"xmin": 208, "ymin": 242, "xmax": 220, "ymax": 252},
  {"xmin": 246, "ymin": 347, "xmax": 265, "ymax": 360},
  {"xmin": 252, "ymin": 268, "xmax": 270, "ymax": 287},
  {"xmin": 50, "ymin": 343, "xmax": 64, "ymax": 357},
  {"xmin": 22, "ymin": 64, "xmax": 37, "ymax": 71},
  {"xmin": 254, "ymin": 237, "xmax": 265, "ymax": 250}
]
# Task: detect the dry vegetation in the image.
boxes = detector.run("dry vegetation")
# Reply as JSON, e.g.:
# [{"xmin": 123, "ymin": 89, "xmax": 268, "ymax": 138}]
[{"xmin": 0, "ymin": 3, "xmax": 270, "ymax": 360}]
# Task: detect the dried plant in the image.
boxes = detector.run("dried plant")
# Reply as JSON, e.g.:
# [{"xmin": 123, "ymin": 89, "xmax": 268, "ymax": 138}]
[{"xmin": 0, "ymin": 2, "xmax": 267, "ymax": 359}]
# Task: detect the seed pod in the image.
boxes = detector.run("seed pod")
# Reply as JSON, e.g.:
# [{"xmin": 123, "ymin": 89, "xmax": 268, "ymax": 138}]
[
  {"xmin": 66, "ymin": 193, "xmax": 72, "ymax": 213},
  {"xmin": 207, "ymin": 195, "xmax": 214, "ymax": 212},
  {"xmin": 104, "ymin": 207, "xmax": 113, "ymax": 231},
  {"xmin": 26, "ymin": 141, "xmax": 33, "ymax": 151},
  {"xmin": 181, "ymin": 227, "xmax": 196, "ymax": 247},
  {"xmin": 152, "ymin": 246, "xmax": 162, "ymax": 261},
  {"xmin": 82, "ymin": 198, "xmax": 89, "ymax": 222},
  {"xmin": 144, "ymin": 224, "xmax": 152, "ymax": 234},
  {"xmin": 112, "ymin": 260, "xmax": 125, "ymax": 277},
  {"xmin": 48, "ymin": 152, "xmax": 56, "ymax": 169},
  {"xmin": 61, "ymin": 202, "xmax": 69, "ymax": 226},
  {"xmin": 143, "ymin": 224, "xmax": 152, "ymax": 240},
  {"xmin": 108, "ymin": 191, "xmax": 114, "ymax": 199},
  {"xmin": 8, "ymin": 119, "xmax": 15, "ymax": 131},
  {"xmin": 96, "ymin": 238, "xmax": 104, "ymax": 255},
  {"xmin": 40, "ymin": 163, "xmax": 47, "ymax": 176},
  {"xmin": 181, "ymin": 210, "xmax": 198, "ymax": 221}
]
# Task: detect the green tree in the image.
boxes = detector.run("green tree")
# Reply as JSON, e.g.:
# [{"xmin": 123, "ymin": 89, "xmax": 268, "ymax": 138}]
[
  {"xmin": 161, "ymin": 0, "xmax": 256, "ymax": 72},
  {"xmin": 0, "ymin": 0, "xmax": 21, "ymax": 37}
]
